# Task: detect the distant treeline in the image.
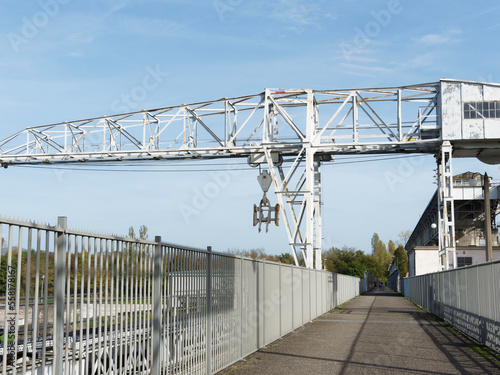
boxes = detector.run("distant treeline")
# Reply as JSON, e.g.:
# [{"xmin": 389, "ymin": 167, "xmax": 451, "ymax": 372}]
[{"xmin": 228, "ymin": 231, "xmax": 409, "ymax": 281}]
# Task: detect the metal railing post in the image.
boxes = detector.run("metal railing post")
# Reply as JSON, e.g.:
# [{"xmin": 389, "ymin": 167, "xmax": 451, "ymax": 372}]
[
  {"xmin": 279, "ymin": 262, "xmax": 282, "ymax": 337},
  {"xmin": 151, "ymin": 236, "xmax": 163, "ymax": 375},
  {"xmin": 206, "ymin": 246, "xmax": 212, "ymax": 375},
  {"xmin": 240, "ymin": 258, "xmax": 244, "ymax": 359},
  {"xmin": 54, "ymin": 216, "xmax": 67, "ymax": 375}
]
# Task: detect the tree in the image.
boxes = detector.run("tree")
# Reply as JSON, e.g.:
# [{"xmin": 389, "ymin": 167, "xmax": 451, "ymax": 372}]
[
  {"xmin": 371, "ymin": 233, "xmax": 389, "ymax": 263},
  {"xmin": 322, "ymin": 246, "xmax": 382, "ymax": 279},
  {"xmin": 388, "ymin": 240, "xmax": 396, "ymax": 257},
  {"xmin": 397, "ymin": 230, "xmax": 412, "ymax": 247},
  {"xmin": 128, "ymin": 225, "xmax": 149, "ymax": 241},
  {"xmin": 278, "ymin": 253, "xmax": 295, "ymax": 265},
  {"xmin": 228, "ymin": 248, "xmax": 267, "ymax": 260},
  {"xmin": 393, "ymin": 245, "xmax": 408, "ymax": 278}
]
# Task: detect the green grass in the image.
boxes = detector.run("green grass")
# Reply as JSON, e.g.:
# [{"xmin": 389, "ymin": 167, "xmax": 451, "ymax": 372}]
[
  {"xmin": 0, "ymin": 334, "xmax": 15, "ymax": 343},
  {"xmin": 403, "ymin": 297, "xmax": 427, "ymax": 312},
  {"xmin": 467, "ymin": 343, "xmax": 500, "ymax": 361},
  {"xmin": 330, "ymin": 300, "xmax": 350, "ymax": 313}
]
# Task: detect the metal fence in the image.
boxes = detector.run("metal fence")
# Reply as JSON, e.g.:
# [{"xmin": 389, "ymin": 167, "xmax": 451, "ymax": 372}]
[
  {"xmin": 0, "ymin": 215, "xmax": 369, "ymax": 374},
  {"xmin": 400, "ymin": 260, "xmax": 500, "ymax": 353},
  {"xmin": 387, "ymin": 269, "xmax": 400, "ymax": 293}
]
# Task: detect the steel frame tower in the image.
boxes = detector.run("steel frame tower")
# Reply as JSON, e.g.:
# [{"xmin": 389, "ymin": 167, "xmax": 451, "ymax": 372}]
[
  {"xmin": 436, "ymin": 141, "xmax": 457, "ymax": 270},
  {"xmin": 0, "ymin": 81, "xmax": 466, "ymax": 269}
]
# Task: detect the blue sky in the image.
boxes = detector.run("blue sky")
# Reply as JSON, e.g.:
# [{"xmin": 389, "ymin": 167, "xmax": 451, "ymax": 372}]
[{"xmin": 1, "ymin": 0, "xmax": 500, "ymax": 255}]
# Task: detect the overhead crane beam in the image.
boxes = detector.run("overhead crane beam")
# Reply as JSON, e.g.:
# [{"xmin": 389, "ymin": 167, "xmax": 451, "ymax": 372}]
[{"xmin": 5, "ymin": 79, "xmax": 493, "ymax": 270}]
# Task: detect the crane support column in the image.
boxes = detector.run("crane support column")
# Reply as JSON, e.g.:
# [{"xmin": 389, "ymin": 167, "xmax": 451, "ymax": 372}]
[
  {"xmin": 305, "ymin": 147, "xmax": 315, "ymax": 269},
  {"xmin": 313, "ymin": 157, "xmax": 322, "ymax": 270},
  {"xmin": 437, "ymin": 141, "xmax": 456, "ymax": 270},
  {"xmin": 306, "ymin": 90, "xmax": 322, "ymax": 270}
]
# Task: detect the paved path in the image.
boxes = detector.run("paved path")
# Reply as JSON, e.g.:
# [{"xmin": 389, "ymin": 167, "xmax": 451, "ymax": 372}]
[{"xmin": 219, "ymin": 287, "xmax": 500, "ymax": 375}]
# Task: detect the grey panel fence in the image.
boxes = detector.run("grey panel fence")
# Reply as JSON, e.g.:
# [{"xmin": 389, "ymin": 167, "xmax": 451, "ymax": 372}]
[
  {"xmin": 400, "ymin": 260, "xmax": 500, "ymax": 353},
  {"xmin": 0, "ymin": 215, "xmax": 368, "ymax": 374},
  {"xmin": 387, "ymin": 269, "xmax": 400, "ymax": 293}
]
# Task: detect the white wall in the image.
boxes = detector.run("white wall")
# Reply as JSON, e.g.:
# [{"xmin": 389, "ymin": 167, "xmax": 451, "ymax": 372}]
[{"xmin": 415, "ymin": 249, "xmax": 441, "ymax": 275}]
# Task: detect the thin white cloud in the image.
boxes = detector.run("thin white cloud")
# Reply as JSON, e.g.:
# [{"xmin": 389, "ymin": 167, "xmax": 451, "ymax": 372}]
[
  {"xmin": 66, "ymin": 33, "xmax": 95, "ymax": 45},
  {"xmin": 333, "ymin": 49, "xmax": 381, "ymax": 63},
  {"xmin": 69, "ymin": 51, "xmax": 85, "ymax": 58},
  {"xmin": 396, "ymin": 52, "xmax": 439, "ymax": 70},
  {"xmin": 339, "ymin": 63, "xmax": 391, "ymax": 73},
  {"xmin": 415, "ymin": 29, "xmax": 461, "ymax": 45},
  {"xmin": 244, "ymin": 0, "xmax": 338, "ymax": 32},
  {"xmin": 106, "ymin": 0, "xmax": 134, "ymax": 15}
]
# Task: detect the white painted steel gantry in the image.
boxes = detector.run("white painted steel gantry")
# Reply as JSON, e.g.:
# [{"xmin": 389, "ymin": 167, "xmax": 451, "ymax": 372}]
[{"xmin": 2, "ymin": 79, "xmax": 500, "ymax": 269}]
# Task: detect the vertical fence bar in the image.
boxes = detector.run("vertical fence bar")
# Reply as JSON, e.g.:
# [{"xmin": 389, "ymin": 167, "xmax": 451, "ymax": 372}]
[
  {"xmin": 279, "ymin": 263, "xmax": 282, "ymax": 338},
  {"xmin": 118, "ymin": 240, "xmax": 126, "ymax": 374},
  {"xmin": 71, "ymin": 235, "xmax": 79, "ymax": 373},
  {"xmin": 109, "ymin": 240, "xmax": 116, "ymax": 375},
  {"xmin": 262, "ymin": 261, "xmax": 266, "ymax": 346},
  {"xmin": 188, "ymin": 249, "xmax": 192, "ymax": 372},
  {"xmin": 354, "ymin": 276, "xmax": 357, "ymax": 297},
  {"xmin": 151, "ymin": 236, "xmax": 162, "ymax": 375},
  {"xmin": 169, "ymin": 247, "xmax": 174, "ymax": 372},
  {"xmin": 97, "ymin": 238, "xmax": 104, "ymax": 375},
  {"xmin": 206, "ymin": 246, "xmax": 212, "ymax": 375},
  {"xmin": 54, "ymin": 217, "xmax": 67, "ymax": 375},
  {"xmin": 86, "ymin": 237, "xmax": 92, "ymax": 374},
  {"xmin": 22, "ymin": 228, "xmax": 32, "ymax": 375},
  {"xmin": 137, "ymin": 243, "xmax": 144, "ymax": 374},
  {"xmin": 40, "ymin": 232, "xmax": 50, "ymax": 372},
  {"xmin": 103, "ymin": 239, "xmax": 110, "ymax": 373},
  {"xmin": 64, "ymin": 234, "xmax": 72, "ymax": 374},
  {"xmin": 0, "ymin": 223, "xmax": 2, "ymax": 375},
  {"xmin": 124, "ymin": 240, "xmax": 131, "ymax": 374},
  {"xmin": 240, "ymin": 258, "xmax": 244, "ymax": 360},
  {"xmin": 161, "ymin": 246, "xmax": 166, "ymax": 375},
  {"xmin": 2, "ymin": 225, "xmax": 11, "ymax": 375},
  {"xmin": 79, "ymin": 236, "xmax": 85, "ymax": 374},
  {"xmin": 31, "ymin": 230, "xmax": 41, "ymax": 373},
  {"xmin": 132, "ymin": 242, "xmax": 139, "ymax": 375},
  {"xmin": 12, "ymin": 226, "xmax": 23, "ymax": 375}
]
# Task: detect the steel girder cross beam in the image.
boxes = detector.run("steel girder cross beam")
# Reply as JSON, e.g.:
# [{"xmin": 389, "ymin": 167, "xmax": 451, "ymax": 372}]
[
  {"xmin": 0, "ymin": 83, "xmax": 440, "ymax": 165},
  {"xmin": 437, "ymin": 141, "xmax": 457, "ymax": 270}
]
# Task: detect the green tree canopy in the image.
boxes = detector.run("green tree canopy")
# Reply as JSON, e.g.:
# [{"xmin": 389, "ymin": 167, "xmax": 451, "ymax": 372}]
[
  {"xmin": 323, "ymin": 246, "xmax": 383, "ymax": 279},
  {"xmin": 371, "ymin": 233, "xmax": 390, "ymax": 268},
  {"xmin": 388, "ymin": 240, "xmax": 396, "ymax": 257},
  {"xmin": 393, "ymin": 245, "xmax": 408, "ymax": 278}
]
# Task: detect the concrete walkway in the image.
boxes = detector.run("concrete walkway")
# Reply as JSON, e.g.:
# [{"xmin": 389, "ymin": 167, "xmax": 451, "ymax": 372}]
[{"xmin": 218, "ymin": 286, "xmax": 500, "ymax": 375}]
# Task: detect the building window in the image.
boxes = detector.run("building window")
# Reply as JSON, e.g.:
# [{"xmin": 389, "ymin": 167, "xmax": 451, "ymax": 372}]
[
  {"xmin": 457, "ymin": 256, "xmax": 473, "ymax": 267},
  {"xmin": 464, "ymin": 101, "xmax": 500, "ymax": 119}
]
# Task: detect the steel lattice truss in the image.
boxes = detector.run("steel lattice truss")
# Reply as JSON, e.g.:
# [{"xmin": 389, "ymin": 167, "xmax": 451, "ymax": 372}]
[{"xmin": 0, "ymin": 83, "xmax": 442, "ymax": 268}]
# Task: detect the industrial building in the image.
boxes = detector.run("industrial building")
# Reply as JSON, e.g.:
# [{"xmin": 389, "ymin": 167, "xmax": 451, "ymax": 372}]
[{"xmin": 405, "ymin": 172, "xmax": 500, "ymax": 276}]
